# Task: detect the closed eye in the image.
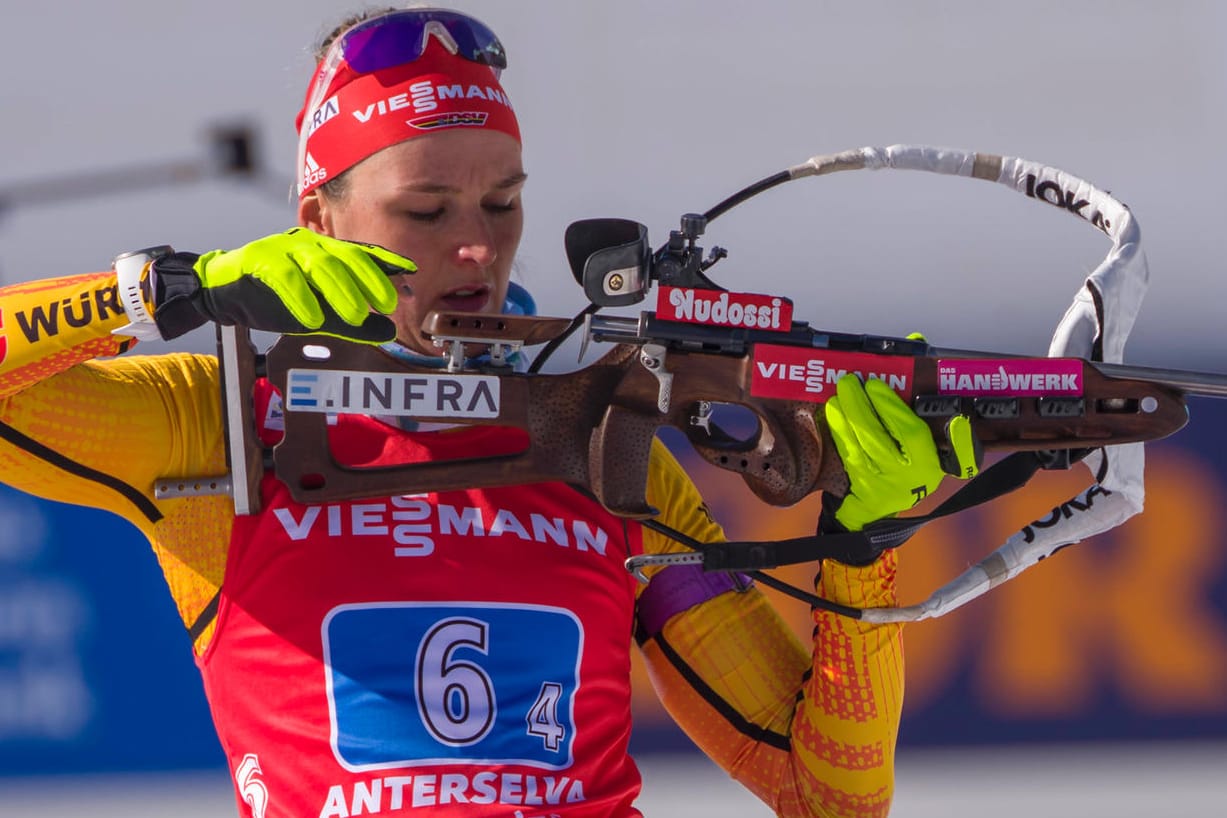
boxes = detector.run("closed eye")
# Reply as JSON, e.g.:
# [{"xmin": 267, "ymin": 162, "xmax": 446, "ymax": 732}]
[{"xmin": 406, "ymin": 208, "xmax": 445, "ymax": 223}]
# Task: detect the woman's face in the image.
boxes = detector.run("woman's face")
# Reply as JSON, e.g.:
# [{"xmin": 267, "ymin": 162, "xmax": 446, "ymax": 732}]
[{"xmin": 300, "ymin": 129, "xmax": 526, "ymax": 356}]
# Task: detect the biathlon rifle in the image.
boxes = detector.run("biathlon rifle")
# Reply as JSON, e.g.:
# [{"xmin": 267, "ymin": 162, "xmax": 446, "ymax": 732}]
[{"xmin": 198, "ymin": 145, "xmax": 1227, "ymax": 621}]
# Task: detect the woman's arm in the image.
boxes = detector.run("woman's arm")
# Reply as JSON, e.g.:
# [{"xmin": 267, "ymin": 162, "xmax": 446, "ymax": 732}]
[
  {"xmin": 637, "ymin": 442, "xmax": 902, "ymax": 818},
  {"xmin": 0, "ymin": 271, "xmax": 225, "ymax": 530}
]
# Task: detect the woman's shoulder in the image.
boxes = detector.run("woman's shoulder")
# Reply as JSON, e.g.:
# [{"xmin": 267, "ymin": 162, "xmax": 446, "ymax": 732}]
[{"xmin": 99, "ymin": 349, "xmax": 221, "ymax": 382}]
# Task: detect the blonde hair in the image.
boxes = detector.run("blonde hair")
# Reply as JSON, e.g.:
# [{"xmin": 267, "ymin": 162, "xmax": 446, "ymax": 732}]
[{"xmin": 313, "ymin": 6, "xmax": 400, "ymax": 61}]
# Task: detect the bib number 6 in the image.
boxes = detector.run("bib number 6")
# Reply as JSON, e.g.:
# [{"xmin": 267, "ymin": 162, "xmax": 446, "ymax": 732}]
[{"xmin": 416, "ymin": 618, "xmax": 495, "ymax": 745}]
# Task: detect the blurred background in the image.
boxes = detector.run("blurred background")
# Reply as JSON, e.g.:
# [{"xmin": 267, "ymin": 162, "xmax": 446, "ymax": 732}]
[{"xmin": 2, "ymin": 0, "xmax": 1226, "ymax": 815}]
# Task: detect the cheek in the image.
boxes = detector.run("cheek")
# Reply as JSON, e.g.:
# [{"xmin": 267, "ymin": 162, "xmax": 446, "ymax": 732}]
[
  {"xmin": 393, "ymin": 279, "xmax": 417, "ymax": 300},
  {"xmin": 383, "ymin": 226, "xmax": 448, "ymax": 276},
  {"xmin": 501, "ymin": 211, "xmax": 524, "ymax": 246},
  {"xmin": 496, "ymin": 214, "xmax": 524, "ymax": 264},
  {"xmin": 325, "ymin": 201, "xmax": 373, "ymax": 242},
  {"xmin": 391, "ymin": 296, "xmax": 428, "ymax": 343}
]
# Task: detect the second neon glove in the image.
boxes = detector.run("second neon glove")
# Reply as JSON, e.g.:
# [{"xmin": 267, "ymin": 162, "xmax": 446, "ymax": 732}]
[{"xmin": 824, "ymin": 373, "xmax": 980, "ymax": 533}]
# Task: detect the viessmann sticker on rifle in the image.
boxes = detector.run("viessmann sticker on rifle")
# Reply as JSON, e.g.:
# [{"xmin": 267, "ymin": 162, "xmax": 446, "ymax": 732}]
[
  {"xmin": 285, "ymin": 369, "xmax": 500, "ymax": 418},
  {"xmin": 937, "ymin": 359, "xmax": 1083, "ymax": 396},
  {"xmin": 750, "ymin": 345, "xmax": 914, "ymax": 402},
  {"xmin": 657, "ymin": 286, "xmax": 794, "ymax": 332}
]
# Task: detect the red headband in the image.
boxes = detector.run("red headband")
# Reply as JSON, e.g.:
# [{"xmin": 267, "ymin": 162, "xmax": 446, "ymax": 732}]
[{"xmin": 295, "ymin": 40, "xmax": 520, "ymax": 198}]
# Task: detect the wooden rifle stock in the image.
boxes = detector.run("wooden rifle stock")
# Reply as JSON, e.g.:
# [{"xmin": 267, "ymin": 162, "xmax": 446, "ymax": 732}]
[{"xmin": 225, "ymin": 311, "xmax": 1187, "ymax": 517}]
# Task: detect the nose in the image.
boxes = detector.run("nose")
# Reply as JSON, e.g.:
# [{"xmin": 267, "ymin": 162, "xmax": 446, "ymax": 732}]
[{"xmin": 453, "ymin": 212, "xmax": 498, "ymax": 268}]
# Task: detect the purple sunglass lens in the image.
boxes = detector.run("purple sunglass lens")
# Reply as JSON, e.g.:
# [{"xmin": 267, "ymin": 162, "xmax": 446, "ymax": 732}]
[{"xmin": 341, "ymin": 11, "xmax": 507, "ymax": 75}]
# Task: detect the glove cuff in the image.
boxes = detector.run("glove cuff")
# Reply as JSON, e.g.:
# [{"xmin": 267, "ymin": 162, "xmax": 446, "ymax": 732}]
[
  {"xmin": 817, "ymin": 492, "xmax": 882, "ymax": 566},
  {"xmin": 111, "ymin": 246, "xmax": 174, "ymax": 341},
  {"xmin": 150, "ymin": 252, "xmax": 209, "ymax": 339},
  {"xmin": 817, "ymin": 491, "xmax": 847, "ymax": 535}
]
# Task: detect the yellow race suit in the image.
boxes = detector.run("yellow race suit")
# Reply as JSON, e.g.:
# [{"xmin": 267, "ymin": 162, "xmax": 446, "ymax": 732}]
[{"xmin": 0, "ymin": 270, "xmax": 903, "ymax": 817}]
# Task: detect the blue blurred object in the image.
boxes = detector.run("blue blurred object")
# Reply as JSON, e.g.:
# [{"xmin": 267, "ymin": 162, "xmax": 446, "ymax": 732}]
[{"xmin": 0, "ymin": 487, "xmax": 223, "ymax": 774}]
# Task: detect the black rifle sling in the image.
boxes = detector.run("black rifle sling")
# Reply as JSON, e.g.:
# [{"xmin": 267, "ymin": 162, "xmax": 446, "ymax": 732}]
[{"xmin": 668, "ymin": 450, "xmax": 1062, "ymax": 573}]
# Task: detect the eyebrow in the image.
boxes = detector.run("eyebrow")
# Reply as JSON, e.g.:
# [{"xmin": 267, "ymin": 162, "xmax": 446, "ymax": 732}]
[{"xmin": 402, "ymin": 172, "xmax": 528, "ymax": 195}]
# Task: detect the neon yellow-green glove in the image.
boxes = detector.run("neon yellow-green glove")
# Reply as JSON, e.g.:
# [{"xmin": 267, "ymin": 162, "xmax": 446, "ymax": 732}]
[
  {"xmin": 825, "ymin": 374, "xmax": 980, "ymax": 533},
  {"xmin": 147, "ymin": 228, "xmax": 416, "ymax": 343}
]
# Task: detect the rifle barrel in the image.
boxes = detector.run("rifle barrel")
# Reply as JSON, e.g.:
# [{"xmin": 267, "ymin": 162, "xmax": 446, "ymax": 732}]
[
  {"xmin": 1092, "ymin": 361, "xmax": 1227, "ymax": 399},
  {"xmin": 587, "ymin": 316, "xmax": 1227, "ymax": 399}
]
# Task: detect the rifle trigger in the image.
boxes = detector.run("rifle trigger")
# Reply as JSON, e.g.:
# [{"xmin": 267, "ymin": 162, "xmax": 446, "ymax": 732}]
[
  {"xmin": 691, "ymin": 400, "xmax": 713, "ymax": 435},
  {"xmin": 579, "ymin": 313, "xmax": 594, "ymax": 362},
  {"xmin": 640, "ymin": 343, "xmax": 673, "ymax": 413}
]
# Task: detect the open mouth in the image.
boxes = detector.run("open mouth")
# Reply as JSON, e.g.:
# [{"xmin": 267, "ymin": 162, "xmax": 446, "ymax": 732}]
[{"xmin": 439, "ymin": 285, "xmax": 491, "ymax": 313}]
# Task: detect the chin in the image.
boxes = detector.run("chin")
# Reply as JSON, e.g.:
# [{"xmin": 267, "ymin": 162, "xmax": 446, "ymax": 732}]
[{"xmin": 394, "ymin": 335, "xmax": 440, "ymax": 357}]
